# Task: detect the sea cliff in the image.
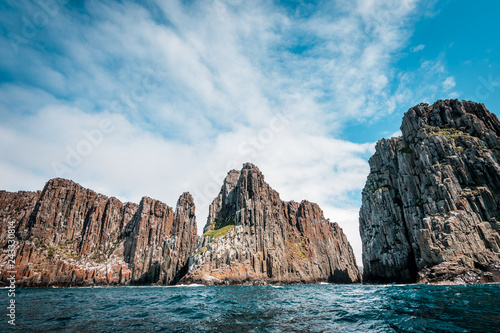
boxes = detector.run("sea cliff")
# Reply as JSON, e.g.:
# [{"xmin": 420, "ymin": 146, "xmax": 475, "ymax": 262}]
[
  {"xmin": 0, "ymin": 179, "xmax": 198, "ymax": 286},
  {"xmin": 182, "ymin": 163, "xmax": 362, "ymax": 284},
  {"xmin": 360, "ymin": 100, "xmax": 500, "ymax": 284}
]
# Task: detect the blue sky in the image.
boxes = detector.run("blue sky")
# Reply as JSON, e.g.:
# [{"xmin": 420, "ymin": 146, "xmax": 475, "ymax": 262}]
[{"xmin": 1, "ymin": 0, "xmax": 499, "ymax": 263}]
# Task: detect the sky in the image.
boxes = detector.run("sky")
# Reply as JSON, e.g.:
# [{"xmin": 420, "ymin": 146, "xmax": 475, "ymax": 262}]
[{"xmin": 0, "ymin": 0, "xmax": 499, "ymax": 265}]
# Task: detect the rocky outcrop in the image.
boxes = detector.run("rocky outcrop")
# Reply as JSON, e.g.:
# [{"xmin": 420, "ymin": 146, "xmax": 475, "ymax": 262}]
[
  {"xmin": 182, "ymin": 163, "xmax": 361, "ymax": 285},
  {"xmin": 360, "ymin": 100, "xmax": 500, "ymax": 284},
  {"xmin": 0, "ymin": 179, "xmax": 198, "ymax": 286}
]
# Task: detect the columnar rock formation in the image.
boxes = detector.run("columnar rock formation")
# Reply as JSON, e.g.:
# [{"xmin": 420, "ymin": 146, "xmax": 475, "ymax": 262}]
[
  {"xmin": 182, "ymin": 163, "xmax": 362, "ymax": 285},
  {"xmin": 360, "ymin": 100, "xmax": 500, "ymax": 284},
  {"xmin": 0, "ymin": 179, "xmax": 198, "ymax": 286}
]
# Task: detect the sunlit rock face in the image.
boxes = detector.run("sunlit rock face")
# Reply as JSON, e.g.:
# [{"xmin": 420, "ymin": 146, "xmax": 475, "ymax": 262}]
[
  {"xmin": 182, "ymin": 163, "xmax": 362, "ymax": 285},
  {"xmin": 0, "ymin": 179, "xmax": 198, "ymax": 286},
  {"xmin": 360, "ymin": 100, "xmax": 500, "ymax": 284}
]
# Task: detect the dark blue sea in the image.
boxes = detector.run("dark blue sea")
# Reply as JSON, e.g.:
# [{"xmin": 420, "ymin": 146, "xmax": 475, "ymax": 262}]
[{"xmin": 2, "ymin": 283, "xmax": 500, "ymax": 332}]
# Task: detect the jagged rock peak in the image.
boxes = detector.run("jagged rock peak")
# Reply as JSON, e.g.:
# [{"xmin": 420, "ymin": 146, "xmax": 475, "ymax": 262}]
[
  {"xmin": 178, "ymin": 191, "xmax": 194, "ymax": 202},
  {"xmin": 183, "ymin": 163, "xmax": 362, "ymax": 285},
  {"xmin": 242, "ymin": 162, "xmax": 259, "ymax": 170},
  {"xmin": 360, "ymin": 99, "xmax": 500, "ymax": 285},
  {"xmin": 401, "ymin": 99, "xmax": 500, "ymax": 146},
  {"xmin": 0, "ymin": 178, "xmax": 198, "ymax": 287},
  {"xmin": 45, "ymin": 177, "xmax": 83, "ymax": 188}
]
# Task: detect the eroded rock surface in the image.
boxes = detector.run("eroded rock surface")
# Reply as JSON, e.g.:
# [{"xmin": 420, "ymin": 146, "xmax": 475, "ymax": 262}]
[
  {"xmin": 360, "ymin": 100, "xmax": 500, "ymax": 284},
  {"xmin": 0, "ymin": 179, "xmax": 198, "ymax": 286},
  {"xmin": 182, "ymin": 163, "xmax": 361, "ymax": 285}
]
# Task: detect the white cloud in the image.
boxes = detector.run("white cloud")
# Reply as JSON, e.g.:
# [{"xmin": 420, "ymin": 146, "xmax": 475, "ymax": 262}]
[
  {"xmin": 443, "ymin": 76, "xmax": 456, "ymax": 91},
  {"xmin": 411, "ymin": 44, "xmax": 425, "ymax": 52},
  {"xmin": 390, "ymin": 130, "xmax": 403, "ymax": 138}
]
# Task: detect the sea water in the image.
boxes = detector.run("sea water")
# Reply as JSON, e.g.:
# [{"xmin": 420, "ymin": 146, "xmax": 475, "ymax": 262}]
[{"xmin": 2, "ymin": 283, "xmax": 499, "ymax": 332}]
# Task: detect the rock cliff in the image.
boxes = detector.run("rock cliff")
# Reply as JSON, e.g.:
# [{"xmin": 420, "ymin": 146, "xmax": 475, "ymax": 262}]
[
  {"xmin": 182, "ymin": 163, "xmax": 361, "ymax": 285},
  {"xmin": 360, "ymin": 100, "xmax": 500, "ymax": 284},
  {"xmin": 0, "ymin": 179, "xmax": 198, "ymax": 286}
]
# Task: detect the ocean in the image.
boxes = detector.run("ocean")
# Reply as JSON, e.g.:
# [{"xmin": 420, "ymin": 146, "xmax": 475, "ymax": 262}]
[{"xmin": 3, "ymin": 283, "xmax": 500, "ymax": 332}]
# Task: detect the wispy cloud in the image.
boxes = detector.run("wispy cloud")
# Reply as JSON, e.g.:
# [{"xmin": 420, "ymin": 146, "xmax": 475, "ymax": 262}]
[
  {"xmin": 411, "ymin": 44, "xmax": 425, "ymax": 52},
  {"xmin": 443, "ymin": 76, "xmax": 456, "ymax": 91}
]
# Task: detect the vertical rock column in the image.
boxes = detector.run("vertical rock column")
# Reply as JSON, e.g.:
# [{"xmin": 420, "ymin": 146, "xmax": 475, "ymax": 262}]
[{"xmin": 360, "ymin": 100, "xmax": 500, "ymax": 284}]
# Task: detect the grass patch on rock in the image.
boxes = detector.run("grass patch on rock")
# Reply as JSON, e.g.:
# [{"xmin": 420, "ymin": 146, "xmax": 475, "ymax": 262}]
[{"xmin": 203, "ymin": 224, "xmax": 234, "ymax": 239}]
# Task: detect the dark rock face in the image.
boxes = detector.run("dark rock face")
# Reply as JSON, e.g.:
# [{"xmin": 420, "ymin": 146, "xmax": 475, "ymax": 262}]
[
  {"xmin": 360, "ymin": 100, "xmax": 500, "ymax": 284},
  {"xmin": 182, "ymin": 163, "xmax": 361, "ymax": 285},
  {"xmin": 0, "ymin": 179, "xmax": 198, "ymax": 286}
]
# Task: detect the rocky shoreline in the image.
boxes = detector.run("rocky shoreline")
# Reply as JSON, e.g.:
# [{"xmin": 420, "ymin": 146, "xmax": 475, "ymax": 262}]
[
  {"xmin": 2, "ymin": 99, "xmax": 500, "ymax": 286},
  {"xmin": 0, "ymin": 164, "xmax": 361, "ymax": 286}
]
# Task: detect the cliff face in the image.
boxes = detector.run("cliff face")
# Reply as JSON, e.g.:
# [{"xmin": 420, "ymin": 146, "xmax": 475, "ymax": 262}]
[
  {"xmin": 0, "ymin": 179, "xmax": 198, "ymax": 286},
  {"xmin": 182, "ymin": 163, "xmax": 361, "ymax": 285},
  {"xmin": 360, "ymin": 100, "xmax": 500, "ymax": 284}
]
